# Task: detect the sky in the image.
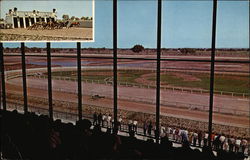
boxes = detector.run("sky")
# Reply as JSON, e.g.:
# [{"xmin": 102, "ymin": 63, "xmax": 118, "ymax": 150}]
[{"xmin": 2, "ymin": 0, "xmax": 249, "ymax": 48}]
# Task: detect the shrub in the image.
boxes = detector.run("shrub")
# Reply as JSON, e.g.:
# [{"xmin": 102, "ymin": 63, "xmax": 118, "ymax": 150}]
[{"xmin": 131, "ymin": 44, "xmax": 144, "ymax": 53}]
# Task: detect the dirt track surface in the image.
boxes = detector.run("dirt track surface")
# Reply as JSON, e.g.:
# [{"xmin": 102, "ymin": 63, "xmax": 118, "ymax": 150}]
[
  {"xmin": 6, "ymin": 77, "xmax": 249, "ymax": 128},
  {"xmin": 1, "ymin": 28, "xmax": 93, "ymax": 41},
  {"xmin": 8, "ymin": 77, "xmax": 249, "ymax": 111}
]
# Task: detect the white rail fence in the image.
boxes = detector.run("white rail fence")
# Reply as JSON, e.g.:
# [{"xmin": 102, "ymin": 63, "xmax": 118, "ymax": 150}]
[
  {"xmin": 29, "ymin": 74, "xmax": 249, "ymax": 99},
  {"xmin": 5, "ymin": 74, "xmax": 249, "ymax": 116}
]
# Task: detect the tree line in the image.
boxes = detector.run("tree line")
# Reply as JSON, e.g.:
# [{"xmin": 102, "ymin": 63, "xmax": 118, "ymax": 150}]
[
  {"xmin": 3, "ymin": 46, "xmax": 249, "ymax": 54},
  {"xmin": 62, "ymin": 15, "xmax": 93, "ymax": 21}
]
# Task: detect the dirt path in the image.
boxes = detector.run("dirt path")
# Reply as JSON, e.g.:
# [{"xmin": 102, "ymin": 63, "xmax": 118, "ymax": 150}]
[{"xmin": 1, "ymin": 28, "xmax": 92, "ymax": 41}]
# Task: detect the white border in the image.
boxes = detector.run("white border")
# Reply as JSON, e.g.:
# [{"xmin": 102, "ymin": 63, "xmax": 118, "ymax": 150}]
[{"xmin": 0, "ymin": 0, "xmax": 95, "ymax": 43}]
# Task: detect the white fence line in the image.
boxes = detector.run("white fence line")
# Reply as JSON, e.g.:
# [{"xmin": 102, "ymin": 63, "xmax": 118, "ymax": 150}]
[
  {"xmin": 5, "ymin": 74, "xmax": 249, "ymax": 116},
  {"xmin": 29, "ymin": 74, "xmax": 249, "ymax": 99}
]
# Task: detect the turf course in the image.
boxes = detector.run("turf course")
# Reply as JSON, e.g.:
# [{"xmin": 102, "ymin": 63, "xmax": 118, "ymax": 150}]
[{"xmin": 47, "ymin": 70, "xmax": 249, "ymax": 94}]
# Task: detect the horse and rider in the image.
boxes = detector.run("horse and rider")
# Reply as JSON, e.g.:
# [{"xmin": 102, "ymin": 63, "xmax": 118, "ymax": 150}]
[{"xmin": 27, "ymin": 21, "xmax": 75, "ymax": 30}]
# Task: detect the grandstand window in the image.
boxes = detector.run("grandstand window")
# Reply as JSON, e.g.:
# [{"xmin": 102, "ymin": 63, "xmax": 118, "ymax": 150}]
[
  {"xmin": 117, "ymin": 0, "xmax": 158, "ymax": 140},
  {"xmin": 24, "ymin": 43, "xmax": 50, "ymax": 116},
  {"xmin": 2, "ymin": 44, "xmax": 23, "ymax": 112},
  {"xmin": 81, "ymin": 53, "xmax": 114, "ymax": 126},
  {"xmin": 213, "ymin": 0, "xmax": 249, "ymax": 143}
]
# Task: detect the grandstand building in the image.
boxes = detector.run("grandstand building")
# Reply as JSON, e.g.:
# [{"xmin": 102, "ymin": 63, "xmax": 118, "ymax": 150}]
[{"xmin": 5, "ymin": 8, "xmax": 57, "ymax": 28}]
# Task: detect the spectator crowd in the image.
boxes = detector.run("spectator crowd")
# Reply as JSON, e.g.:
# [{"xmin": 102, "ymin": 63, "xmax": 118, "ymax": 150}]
[
  {"xmin": 1, "ymin": 109, "xmax": 249, "ymax": 160},
  {"xmin": 92, "ymin": 112, "xmax": 249, "ymax": 156}
]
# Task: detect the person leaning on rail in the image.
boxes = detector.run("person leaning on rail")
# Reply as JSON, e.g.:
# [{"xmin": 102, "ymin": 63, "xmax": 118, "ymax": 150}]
[
  {"xmin": 240, "ymin": 138, "xmax": 248, "ymax": 154},
  {"xmin": 133, "ymin": 120, "xmax": 138, "ymax": 133},
  {"xmin": 93, "ymin": 112, "xmax": 98, "ymax": 126},
  {"xmin": 143, "ymin": 121, "xmax": 147, "ymax": 136},
  {"xmin": 97, "ymin": 113, "xmax": 102, "ymax": 126},
  {"xmin": 118, "ymin": 115, "xmax": 122, "ymax": 131},
  {"xmin": 102, "ymin": 114, "xmax": 107, "ymax": 127},
  {"xmin": 235, "ymin": 137, "xmax": 241, "ymax": 153}
]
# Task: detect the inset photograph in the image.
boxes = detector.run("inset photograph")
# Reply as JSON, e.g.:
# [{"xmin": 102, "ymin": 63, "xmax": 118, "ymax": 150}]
[{"xmin": 0, "ymin": 0, "xmax": 94, "ymax": 42}]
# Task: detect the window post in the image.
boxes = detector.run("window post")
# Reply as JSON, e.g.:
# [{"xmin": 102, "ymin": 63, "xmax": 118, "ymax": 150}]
[
  {"xmin": 77, "ymin": 42, "xmax": 82, "ymax": 120},
  {"xmin": 113, "ymin": 0, "xmax": 118, "ymax": 133},
  {"xmin": 156, "ymin": 0, "xmax": 162, "ymax": 143},
  {"xmin": 208, "ymin": 0, "xmax": 217, "ymax": 147},
  {"xmin": 0, "ymin": 43, "xmax": 6, "ymax": 110},
  {"xmin": 21, "ymin": 43, "xmax": 28, "ymax": 113},
  {"xmin": 47, "ymin": 42, "xmax": 53, "ymax": 119}
]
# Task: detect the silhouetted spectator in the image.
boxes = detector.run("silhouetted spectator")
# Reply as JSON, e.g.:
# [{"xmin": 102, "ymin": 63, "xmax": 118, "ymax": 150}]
[
  {"xmin": 102, "ymin": 114, "xmax": 107, "ymax": 127},
  {"xmin": 168, "ymin": 126, "xmax": 173, "ymax": 140},
  {"xmin": 193, "ymin": 131, "xmax": 198, "ymax": 147},
  {"xmin": 92, "ymin": 124, "xmax": 102, "ymax": 135},
  {"xmin": 235, "ymin": 137, "xmax": 241, "ymax": 153},
  {"xmin": 177, "ymin": 128, "xmax": 182, "ymax": 142},
  {"xmin": 143, "ymin": 121, "xmax": 147, "ymax": 136},
  {"xmin": 198, "ymin": 131, "xmax": 203, "ymax": 147},
  {"xmin": 133, "ymin": 120, "xmax": 138, "ymax": 133},
  {"xmin": 49, "ymin": 128, "xmax": 61, "ymax": 150},
  {"xmin": 160, "ymin": 136, "xmax": 173, "ymax": 149},
  {"xmin": 213, "ymin": 135, "xmax": 221, "ymax": 151},
  {"xmin": 188, "ymin": 130, "xmax": 193, "ymax": 144},
  {"xmin": 241, "ymin": 138, "xmax": 248, "ymax": 154},
  {"xmin": 118, "ymin": 116, "xmax": 122, "ymax": 130},
  {"xmin": 219, "ymin": 134, "xmax": 226, "ymax": 150},
  {"xmin": 111, "ymin": 119, "xmax": 114, "ymax": 129},
  {"xmin": 202, "ymin": 146, "xmax": 216, "ymax": 160},
  {"xmin": 154, "ymin": 126, "xmax": 157, "ymax": 139},
  {"xmin": 112, "ymin": 123, "xmax": 119, "ymax": 135},
  {"xmin": 223, "ymin": 137, "xmax": 229, "ymax": 151},
  {"xmin": 211, "ymin": 132, "xmax": 216, "ymax": 147},
  {"xmin": 181, "ymin": 129, "xmax": 188, "ymax": 143},
  {"xmin": 128, "ymin": 120, "xmax": 133, "ymax": 133},
  {"xmin": 204, "ymin": 132, "xmax": 208, "ymax": 146},
  {"xmin": 107, "ymin": 114, "xmax": 112, "ymax": 128},
  {"xmin": 228, "ymin": 136, "xmax": 235, "ymax": 152},
  {"xmin": 93, "ymin": 112, "xmax": 98, "ymax": 126},
  {"xmin": 129, "ymin": 130, "xmax": 135, "ymax": 138},
  {"xmin": 80, "ymin": 119, "xmax": 92, "ymax": 133},
  {"xmin": 160, "ymin": 125, "xmax": 166, "ymax": 138},
  {"xmin": 174, "ymin": 128, "xmax": 179, "ymax": 142},
  {"xmin": 106, "ymin": 128, "xmax": 112, "ymax": 135},
  {"xmin": 148, "ymin": 121, "xmax": 152, "ymax": 136},
  {"xmin": 97, "ymin": 113, "xmax": 102, "ymax": 126}
]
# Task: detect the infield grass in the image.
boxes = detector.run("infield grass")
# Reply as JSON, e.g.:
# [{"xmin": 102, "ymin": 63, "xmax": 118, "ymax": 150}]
[{"xmin": 48, "ymin": 70, "xmax": 249, "ymax": 94}]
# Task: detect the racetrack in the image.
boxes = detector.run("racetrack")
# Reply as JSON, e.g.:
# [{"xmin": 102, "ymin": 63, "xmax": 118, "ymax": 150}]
[
  {"xmin": 6, "ymin": 70, "xmax": 249, "ymax": 128},
  {"xmin": 3, "ymin": 55, "xmax": 249, "ymax": 132}
]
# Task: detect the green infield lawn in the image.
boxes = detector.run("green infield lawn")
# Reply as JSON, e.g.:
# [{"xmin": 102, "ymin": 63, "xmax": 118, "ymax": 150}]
[
  {"xmin": 148, "ymin": 72, "xmax": 249, "ymax": 93},
  {"xmin": 51, "ymin": 70, "xmax": 148, "ymax": 83},
  {"xmin": 49, "ymin": 70, "xmax": 249, "ymax": 94}
]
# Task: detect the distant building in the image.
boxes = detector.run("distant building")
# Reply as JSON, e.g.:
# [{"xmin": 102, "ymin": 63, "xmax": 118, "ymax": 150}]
[{"xmin": 5, "ymin": 8, "xmax": 57, "ymax": 28}]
